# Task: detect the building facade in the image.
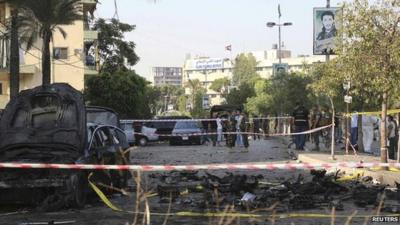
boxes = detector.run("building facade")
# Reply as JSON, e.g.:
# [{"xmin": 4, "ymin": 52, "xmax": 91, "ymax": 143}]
[
  {"xmin": 182, "ymin": 47, "xmax": 326, "ymax": 106},
  {"xmin": 0, "ymin": 0, "xmax": 99, "ymax": 109},
  {"xmin": 152, "ymin": 67, "xmax": 182, "ymax": 86}
]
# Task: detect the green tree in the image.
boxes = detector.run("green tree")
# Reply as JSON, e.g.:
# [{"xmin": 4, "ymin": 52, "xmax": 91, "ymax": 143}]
[
  {"xmin": 264, "ymin": 72, "xmax": 312, "ymax": 115},
  {"xmin": 209, "ymin": 77, "xmax": 230, "ymax": 98},
  {"xmin": 318, "ymin": 0, "xmax": 400, "ymax": 162},
  {"xmin": 185, "ymin": 79, "xmax": 206, "ymax": 117},
  {"xmin": 245, "ymin": 79, "xmax": 270, "ymax": 116},
  {"xmin": 14, "ymin": 0, "xmax": 82, "ymax": 85},
  {"xmin": 148, "ymin": 85, "xmax": 185, "ymax": 114},
  {"xmin": 85, "ymin": 70, "xmax": 152, "ymax": 119},
  {"xmin": 94, "ymin": 18, "xmax": 139, "ymax": 73},
  {"xmin": 232, "ymin": 53, "xmax": 259, "ymax": 86},
  {"xmin": 226, "ymin": 82, "xmax": 256, "ymax": 107}
]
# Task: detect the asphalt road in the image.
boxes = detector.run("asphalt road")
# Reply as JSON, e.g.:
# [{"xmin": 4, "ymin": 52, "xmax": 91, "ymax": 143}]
[{"xmin": 0, "ymin": 138, "xmax": 397, "ymax": 225}]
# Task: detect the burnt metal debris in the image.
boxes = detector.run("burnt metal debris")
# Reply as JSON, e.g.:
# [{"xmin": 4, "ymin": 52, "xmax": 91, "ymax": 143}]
[
  {"xmin": 152, "ymin": 169, "xmax": 399, "ymax": 213},
  {"xmin": 0, "ymin": 83, "xmax": 130, "ymax": 211}
]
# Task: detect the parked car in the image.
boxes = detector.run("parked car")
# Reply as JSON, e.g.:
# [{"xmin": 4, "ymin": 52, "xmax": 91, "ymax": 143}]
[
  {"xmin": 169, "ymin": 120, "xmax": 204, "ymax": 145},
  {"xmin": 135, "ymin": 116, "xmax": 191, "ymax": 146},
  {"xmin": 120, "ymin": 120, "xmax": 136, "ymax": 146},
  {"xmin": 0, "ymin": 84, "xmax": 129, "ymax": 211}
]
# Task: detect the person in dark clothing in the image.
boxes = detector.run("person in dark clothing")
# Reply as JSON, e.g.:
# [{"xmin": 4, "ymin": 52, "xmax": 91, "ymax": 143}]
[
  {"xmin": 226, "ymin": 112, "xmax": 237, "ymax": 148},
  {"xmin": 240, "ymin": 112, "xmax": 249, "ymax": 149},
  {"xmin": 253, "ymin": 117, "xmax": 261, "ymax": 140},
  {"xmin": 387, "ymin": 115, "xmax": 398, "ymax": 160},
  {"xmin": 208, "ymin": 112, "xmax": 218, "ymax": 147},
  {"xmin": 292, "ymin": 102, "xmax": 309, "ymax": 150}
]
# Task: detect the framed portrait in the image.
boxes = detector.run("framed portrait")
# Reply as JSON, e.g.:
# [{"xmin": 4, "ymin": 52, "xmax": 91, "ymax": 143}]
[{"xmin": 313, "ymin": 7, "xmax": 340, "ymax": 55}]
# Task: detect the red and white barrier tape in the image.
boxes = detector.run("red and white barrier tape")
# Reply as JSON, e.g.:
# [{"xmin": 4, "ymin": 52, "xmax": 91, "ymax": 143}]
[
  {"xmin": 135, "ymin": 124, "xmax": 332, "ymax": 137},
  {"xmin": 0, "ymin": 162, "xmax": 398, "ymax": 171},
  {"xmin": 122, "ymin": 116, "xmax": 293, "ymax": 123}
]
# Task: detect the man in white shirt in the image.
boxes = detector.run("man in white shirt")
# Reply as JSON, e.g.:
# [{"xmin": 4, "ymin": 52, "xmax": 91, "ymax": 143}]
[
  {"xmin": 351, "ymin": 113, "xmax": 358, "ymax": 148},
  {"xmin": 362, "ymin": 115, "xmax": 378, "ymax": 154}
]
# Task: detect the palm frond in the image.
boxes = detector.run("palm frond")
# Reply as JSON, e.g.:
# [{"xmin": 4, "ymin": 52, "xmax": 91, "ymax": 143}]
[{"xmin": 56, "ymin": 27, "xmax": 67, "ymax": 39}]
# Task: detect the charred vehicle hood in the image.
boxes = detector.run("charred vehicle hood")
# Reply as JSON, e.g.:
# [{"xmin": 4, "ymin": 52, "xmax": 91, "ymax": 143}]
[{"xmin": 0, "ymin": 83, "xmax": 86, "ymax": 162}]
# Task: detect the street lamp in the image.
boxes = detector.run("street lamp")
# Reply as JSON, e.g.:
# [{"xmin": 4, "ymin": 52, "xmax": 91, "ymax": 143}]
[{"xmin": 266, "ymin": 22, "xmax": 293, "ymax": 64}]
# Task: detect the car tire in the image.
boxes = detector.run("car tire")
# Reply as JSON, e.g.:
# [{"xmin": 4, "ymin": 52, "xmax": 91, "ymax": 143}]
[
  {"xmin": 138, "ymin": 137, "xmax": 148, "ymax": 146},
  {"xmin": 69, "ymin": 172, "xmax": 88, "ymax": 209}
]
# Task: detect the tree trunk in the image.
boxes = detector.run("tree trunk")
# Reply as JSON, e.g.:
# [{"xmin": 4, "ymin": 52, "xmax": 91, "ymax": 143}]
[
  {"xmin": 9, "ymin": 9, "xmax": 19, "ymax": 99},
  {"xmin": 42, "ymin": 31, "xmax": 51, "ymax": 85},
  {"xmin": 380, "ymin": 92, "xmax": 388, "ymax": 163}
]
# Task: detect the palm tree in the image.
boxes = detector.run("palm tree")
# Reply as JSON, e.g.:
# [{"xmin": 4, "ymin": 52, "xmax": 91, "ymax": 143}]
[
  {"xmin": 185, "ymin": 79, "xmax": 205, "ymax": 111},
  {"xmin": 12, "ymin": 0, "xmax": 82, "ymax": 85},
  {"xmin": 9, "ymin": 8, "xmax": 19, "ymax": 99}
]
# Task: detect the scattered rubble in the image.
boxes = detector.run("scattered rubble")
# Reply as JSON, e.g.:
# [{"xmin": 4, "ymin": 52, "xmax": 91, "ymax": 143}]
[{"xmin": 151, "ymin": 169, "xmax": 399, "ymax": 213}]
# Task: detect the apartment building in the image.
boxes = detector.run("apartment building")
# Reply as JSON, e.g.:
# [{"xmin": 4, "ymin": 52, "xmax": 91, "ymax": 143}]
[
  {"xmin": 152, "ymin": 67, "xmax": 182, "ymax": 87},
  {"xmin": 0, "ymin": 0, "xmax": 99, "ymax": 109}
]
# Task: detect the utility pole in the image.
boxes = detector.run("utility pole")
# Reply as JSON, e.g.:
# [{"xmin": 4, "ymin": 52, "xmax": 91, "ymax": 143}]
[{"xmin": 266, "ymin": 5, "xmax": 292, "ymax": 64}]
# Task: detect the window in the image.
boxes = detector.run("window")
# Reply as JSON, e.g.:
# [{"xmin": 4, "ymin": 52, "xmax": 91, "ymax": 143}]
[{"xmin": 53, "ymin": 48, "xmax": 68, "ymax": 59}]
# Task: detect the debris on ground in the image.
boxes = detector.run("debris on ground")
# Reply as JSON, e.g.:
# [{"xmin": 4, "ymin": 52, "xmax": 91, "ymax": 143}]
[{"xmin": 148, "ymin": 169, "xmax": 398, "ymax": 213}]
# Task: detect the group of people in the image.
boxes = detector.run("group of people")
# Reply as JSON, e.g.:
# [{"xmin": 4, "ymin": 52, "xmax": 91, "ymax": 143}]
[
  {"xmin": 351, "ymin": 114, "xmax": 398, "ymax": 160},
  {"xmin": 292, "ymin": 101, "xmax": 399, "ymax": 160},
  {"xmin": 205, "ymin": 110, "xmax": 249, "ymax": 149}
]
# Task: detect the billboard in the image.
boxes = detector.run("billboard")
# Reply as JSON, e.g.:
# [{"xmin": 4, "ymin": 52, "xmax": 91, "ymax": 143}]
[
  {"xmin": 194, "ymin": 58, "xmax": 224, "ymax": 70},
  {"xmin": 313, "ymin": 7, "xmax": 340, "ymax": 55}
]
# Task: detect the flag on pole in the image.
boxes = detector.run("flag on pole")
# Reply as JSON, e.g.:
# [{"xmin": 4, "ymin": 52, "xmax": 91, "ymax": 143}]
[
  {"xmin": 225, "ymin": 44, "xmax": 232, "ymax": 51},
  {"xmin": 278, "ymin": 4, "xmax": 281, "ymax": 18}
]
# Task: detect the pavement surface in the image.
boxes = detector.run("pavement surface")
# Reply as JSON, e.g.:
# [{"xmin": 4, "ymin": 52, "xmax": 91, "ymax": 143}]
[{"xmin": 0, "ymin": 138, "xmax": 399, "ymax": 225}]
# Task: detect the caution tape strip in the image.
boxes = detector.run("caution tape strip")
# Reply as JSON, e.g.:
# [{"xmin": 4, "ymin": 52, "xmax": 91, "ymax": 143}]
[
  {"xmin": 122, "ymin": 116, "xmax": 293, "ymax": 123},
  {"xmin": 136, "ymin": 124, "xmax": 332, "ymax": 138},
  {"xmin": 1, "ymin": 161, "xmax": 399, "ymax": 171},
  {"xmin": 344, "ymin": 109, "xmax": 400, "ymax": 117}
]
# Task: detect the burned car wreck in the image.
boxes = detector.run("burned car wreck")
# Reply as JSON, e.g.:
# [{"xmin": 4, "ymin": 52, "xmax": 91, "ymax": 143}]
[{"xmin": 0, "ymin": 83, "xmax": 129, "ymax": 210}]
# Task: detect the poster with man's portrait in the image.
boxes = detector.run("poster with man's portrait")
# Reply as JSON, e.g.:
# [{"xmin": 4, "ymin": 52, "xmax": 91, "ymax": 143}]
[{"xmin": 313, "ymin": 7, "xmax": 340, "ymax": 55}]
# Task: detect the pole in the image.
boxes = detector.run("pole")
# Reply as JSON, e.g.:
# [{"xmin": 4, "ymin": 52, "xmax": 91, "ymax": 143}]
[
  {"xmin": 324, "ymin": 0, "xmax": 335, "ymax": 159},
  {"xmin": 325, "ymin": 0, "xmax": 330, "ymax": 62},
  {"xmin": 329, "ymin": 97, "xmax": 336, "ymax": 160},
  {"xmin": 345, "ymin": 101, "xmax": 349, "ymax": 154},
  {"xmin": 278, "ymin": 25, "xmax": 282, "ymax": 64}
]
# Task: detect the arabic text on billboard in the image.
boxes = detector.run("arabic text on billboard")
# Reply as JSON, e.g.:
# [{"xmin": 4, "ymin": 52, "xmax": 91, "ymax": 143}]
[{"xmin": 195, "ymin": 59, "xmax": 224, "ymax": 69}]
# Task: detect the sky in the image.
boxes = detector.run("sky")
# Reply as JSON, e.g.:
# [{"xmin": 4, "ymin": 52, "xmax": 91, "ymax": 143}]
[{"xmin": 96, "ymin": 0, "xmax": 343, "ymax": 81}]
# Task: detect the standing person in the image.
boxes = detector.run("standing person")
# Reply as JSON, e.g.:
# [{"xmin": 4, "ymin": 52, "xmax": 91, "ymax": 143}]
[
  {"xmin": 362, "ymin": 115, "xmax": 378, "ymax": 154},
  {"xmin": 253, "ymin": 117, "xmax": 260, "ymax": 140},
  {"xmin": 235, "ymin": 110, "xmax": 244, "ymax": 147},
  {"xmin": 334, "ymin": 114, "xmax": 342, "ymax": 143},
  {"xmin": 351, "ymin": 113, "xmax": 358, "ymax": 149},
  {"xmin": 226, "ymin": 112, "xmax": 237, "ymax": 148},
  {"xmin": 240, "ymin": 112, "xmax": 250, "ymax": 149},
  {"xmin": 310, "ymin": 105, "xmax": 321, "ymax": 151},
  {"xmin": 387, "ymin": 115, "xmax": 398, "ymax": 160},
  {"xmin": 208, "ymin": 113, "xmax": 218, "ymax": 147},
  {"xmin": 292, "ymin": 102, "xmax": 309, "ymax": 151},
  {"xmin": 262, "ymin": 114, "xmax": 270, "ymax": 139},
  {"xmin": 216, "ymin": 114, "xmax": 223, "ymax": 146}
]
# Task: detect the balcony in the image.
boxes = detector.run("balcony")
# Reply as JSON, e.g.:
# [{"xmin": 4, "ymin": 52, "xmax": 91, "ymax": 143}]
[
  {"xmin": 84, "ymin": 42, "xmax": 98, "ymax": 75},
  {"xmin": 0, "ymin": 35, "xmax": 37, "ymax": 74}
]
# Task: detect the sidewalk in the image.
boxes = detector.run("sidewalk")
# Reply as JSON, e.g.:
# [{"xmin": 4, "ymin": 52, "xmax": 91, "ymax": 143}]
[{"xmin": 280, "ymin": 137, "xmax": 400, "ymax": 187}]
